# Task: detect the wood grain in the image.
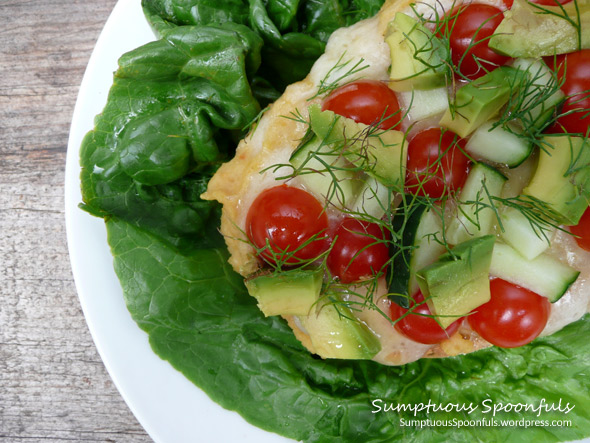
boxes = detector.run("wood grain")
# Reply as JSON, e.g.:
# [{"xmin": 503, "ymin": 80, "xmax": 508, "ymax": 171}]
[{"xmin": 0, "ymin": 1, "xmax": 151, "ymax": 441}]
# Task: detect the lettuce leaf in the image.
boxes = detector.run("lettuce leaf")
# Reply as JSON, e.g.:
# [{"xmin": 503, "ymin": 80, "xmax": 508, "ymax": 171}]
[
  {"xmin": 142, "ymin": 0, "xmax": 384, "ymax": 92},
  {"xmin": 107, "ymin": 216, "xmax": 590, "ymax": 442},
  {"xmin": 80, "ymin": 23, "xmax": 261, "ymax": 251}
]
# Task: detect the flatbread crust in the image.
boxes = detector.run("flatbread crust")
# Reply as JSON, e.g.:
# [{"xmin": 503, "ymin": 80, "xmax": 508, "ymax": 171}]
[{"xmin": 203, "ymin": 0, "xmax": 590, "ymax": 365}]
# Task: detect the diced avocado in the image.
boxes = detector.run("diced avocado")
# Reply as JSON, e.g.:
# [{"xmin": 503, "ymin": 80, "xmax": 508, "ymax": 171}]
[
  {"xmin": 523, "ymin": 135, "xmax": 590, "ymax": 225},
  {"xmin": 465, "ymin": 120, "xmax": 532, "ymax": 168},
  {"xmin": 489, "ymin": 0, "xmax": 590, "ymax": 58},
  {"xmin": 417, "ymin": 235, "xmax": 495, "ymax": 328},
  {"xmin": 385, "ymin": 12, "xmax": 450, "ymax": 92},
  {"xmin": 499, "ymin": 205, "xmax": 556, "ymax": 260},
  {"xmin": 510, "ymin": 58, "xmax": 565, "ymax": 132},
  {"xmin": 439, "ymin": 67, "xmax": 523, "ymax": 138},
  {"xmin": 446, "ymin": 163, "xmax": 507, "ymax": 245},
  {"xmin": 298, "ymin": 296, "xmax": 381, "ymax": 360},
  {"xmin": 389, "ymin": 202, "xmax": 446, "ymax": 308},
  {"xmin": 490, "ymin": 242, "xmax": 579, "ymax": 302},
  {"xmin": 398, "ymin": 86, "xmax": 450, "ymax": 122},
  {"xmin": 309, "ymin": 105, "xmax": 408, "ymax": 187},
  {"xmin": 245, "ymin": 269, "xmax": 323, "ymax": 317},
  {"xmin": 289, "ymin": 132, "xmax": 360, "ymax": 208}
]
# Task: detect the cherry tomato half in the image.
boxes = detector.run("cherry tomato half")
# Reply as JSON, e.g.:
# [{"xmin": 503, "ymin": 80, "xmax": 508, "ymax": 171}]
[
  {"xmin": 327, "ymin": 217, "xmax": 390, "ymax": 283},
  {"xmin": 246, "ymin": 185, "xmax": 329, "ymax": 264},
  {"xmin": 500, "ymin": 0, "xmax": 514, "ymax": 9},
  {"xmin": 322, "ymin": 80, "xmax": 403, "ymax": 130},
  {"xmin": 468, "ymin": 278, "xmax": 550, "ymax": 348},
  {"xmin": 530, "ymin": 0, "xmax": 572, "ymax": 5},
  {"xmin": 569, "ymin": 205, "xmax": 590, "ymax": 251},
  {"xmin": 441, "ymin": 4, "xmax": 511, "ymax": 79},
  {"xmin": 405, "ymin": 127, "xmax": 471, "ymax": 198},
  {"xmin": 390, "ymin": 291, "xmax": 462, "ymax": 344},
  {"xmin": 545, "ymin": 50, "xmax": 590, "ymax": 135}
]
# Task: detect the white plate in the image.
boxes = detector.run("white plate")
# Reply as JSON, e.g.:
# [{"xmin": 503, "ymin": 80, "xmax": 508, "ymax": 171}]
[{"xmin": 64, "ymin": 1, "xmax": 291, "ymax": 441}]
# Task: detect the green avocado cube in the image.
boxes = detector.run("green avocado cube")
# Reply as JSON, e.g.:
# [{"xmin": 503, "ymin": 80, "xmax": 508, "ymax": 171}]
[
  {"xmin": 439, "ymin": 67, "xmax": 523, "ymax": 138},
  {"xmin": 245, "ymin": 269, "xmax": 323, "ymax": 317},
  {"xmin": 308, "ymin": 104, "xmax": 407, "ymax": 187},
  {"xmin": 523, "ymin": 135, "xmax": 590, "ymax": 225},
  {"xmin": 417, "ymin": 235, "xmax": 495, "ymax": 328},
  {"xmin": 298, "ymin": 296, "xmax": 381, "ymax": 360},
  {"xmin": 489, "ymin": 0, "xmax": 590, "ymax": 58},
  {"xmin": 385, "ymin": 12, "xmax": 450, "ymax": 92}
]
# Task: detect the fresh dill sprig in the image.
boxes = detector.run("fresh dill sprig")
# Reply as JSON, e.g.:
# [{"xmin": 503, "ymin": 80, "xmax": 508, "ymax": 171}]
[{"xmin": 242, "ymin": 105, "xmax": 270, "ymax": 135}]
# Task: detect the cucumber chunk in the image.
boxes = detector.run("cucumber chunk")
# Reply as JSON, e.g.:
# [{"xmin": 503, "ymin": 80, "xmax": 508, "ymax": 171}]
[
  {"xmin": 289, "ymin": 134, "xmax": 360, "ymax": 208},
  {"xmin": 499, "ymin": 205, "xmax": 555, "ymax": 260},
  {"xmin": 446, "ymin": 163, "xmax": 507, "ymax": 245},
  {"xmin": 389, "ymin": 203, "xmax": 446, "ymax": 308},
  {"xmin": 510, "ymin": 58, "xmax": 565, "ymax": 132},
  {"xmin": 489, "ymin": 242, "xmax": 579, "ymax": 302},
  {"xmin": 399, "ymin": 87, "xmax": 450, "ymax": 122},
  {"xmin": 350, "ymin": 176, "xmax": 391, "ymax": 219},
  {"xmin": 465, "ymin": 120, "xmax": 532, "ymax": 168}
]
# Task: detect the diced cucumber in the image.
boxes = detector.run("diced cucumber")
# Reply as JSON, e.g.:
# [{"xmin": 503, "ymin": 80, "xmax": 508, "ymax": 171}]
[
  {"xmin": 511, "ymin": 58, "xmax": 565, "ymax": 132},
  {"xmin": 398, "ymin": 87, "xmax": 450, "ymax": 122},
  {"xmin": 465, "ymin": 120, "xmax": 532, "ymax": 168},
  {"xmin": 489, "ymin": 242, "xmax": 579, "ymax": 302},
  {"xmin": 389, "ymin": 202, "xmax": 446, "ymax": 307},
  {"xmin": 499, "ymin": 205, "xmax": 555, "ymax": 260},
  {"xmin": 289, "ymin": 134, "xmax": 359, "ymax": 208},
  {"xmin": 446, "ymin": 163, "xmax": 507, "ymax": 245},
  {"xmin": 350, "ymin": 176, "xmax": 391, "ymax": 219}
]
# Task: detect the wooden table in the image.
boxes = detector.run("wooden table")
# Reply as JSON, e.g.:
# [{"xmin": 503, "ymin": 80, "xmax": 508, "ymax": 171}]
[{"xmin": 1, "ymin": 1, "xmax": 151, "ymax": 440}]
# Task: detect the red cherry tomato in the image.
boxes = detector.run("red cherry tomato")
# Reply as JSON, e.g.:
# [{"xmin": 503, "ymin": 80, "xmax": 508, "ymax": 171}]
[
  {"xmin": 569, "ymin": 205, "xmax": 590, "ymax": 251},
  {"xmin": 322, "ymin": 80, "xmax": 403, "ymax": 130},
  {"xmin": 499, "ymin": 0, "xmax": 570, "ymax": 11},
  {"xmin": 545, "ymin": 50, "xmax": 590, "ymax": 135},
  {"xmin": 246, "ymin": 185, "xmax": 329, "ymax": 264},
  {"xmin": 405, "ymin": 127, "xmax": 471, "ymax": 198},
  {"xmin": 390, "ymin": 291, "xmax": 462, "ymax": 344},
  {"xmin": 327, "ymin": 217, "xmax": 390, "ymax": 283},
  {"xmin": 441, "ymin": 4, "xmax": 511, "ymax": 79},
  {"xmin": 468, "ymin": 278, "xmax": 550, "ymax": 348},
  {"xmin": 530, "ymin": 0, "xmax": 572, "ymax": 5}
]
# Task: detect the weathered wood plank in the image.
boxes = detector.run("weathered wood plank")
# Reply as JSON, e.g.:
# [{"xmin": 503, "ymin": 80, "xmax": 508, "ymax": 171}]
[{"xmin": 0, "ymin": 1, "xmax": 151, "ymax": 441}]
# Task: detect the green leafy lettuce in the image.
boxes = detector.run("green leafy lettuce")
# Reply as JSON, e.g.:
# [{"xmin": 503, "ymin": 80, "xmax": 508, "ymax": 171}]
[
  {"xmin": 79, "ymin": 0, "xmax": 590, "ymax": 441},
  {"xmin": 142, "ymin": 0, "xmax": 385, "ymax": 98},
  {"xmin": 106, "ymin": 216, "xmax": 590, "ymax": 442}
]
